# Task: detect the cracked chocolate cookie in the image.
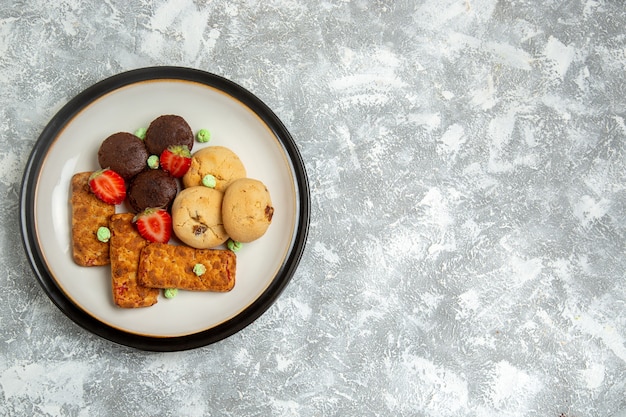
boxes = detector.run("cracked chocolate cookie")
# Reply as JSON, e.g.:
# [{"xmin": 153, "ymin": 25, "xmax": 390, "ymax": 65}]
[
  {"xmin": 144, "ymin": 114, "xmax": 194, "ymax": 156},
  {"xmin": 127, "ymin": 169, "xmax": 178, "ymax": 213},
  {"xmin": 171, "ymin": 186, "xmax": 229, "ymax": 249},
  {"xmin": 98, "ymin": 132, "xmax": 149, "ymax": 180}
]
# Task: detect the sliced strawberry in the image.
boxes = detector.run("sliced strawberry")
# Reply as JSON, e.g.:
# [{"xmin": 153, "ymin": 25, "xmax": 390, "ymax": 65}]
[
  {"xmin": 160, "ymin": 145, "xmax": 191, "ymax": 178},
  {"xmin": 133, "ymin": 208, "xmax": 172, "ymax": 243},
  {"xmin": 88, "ymin": 169, "xmax": 126, "ymax": 205}
]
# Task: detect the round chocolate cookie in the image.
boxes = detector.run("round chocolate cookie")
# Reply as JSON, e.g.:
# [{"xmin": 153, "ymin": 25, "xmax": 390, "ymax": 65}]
[
  {"xmin": 144, "ymin": 115, "xmax": 194, "ymax": 156},
  {"xmin": 222, "ymin": 178, "xmax": 274, "ymax": 243},
  {"xmin": 98, "ymin": 132, "xmax": 148, "ymax": 180},
  {"xmin": 127, "ymin": 169, "xmax": 178, "ymax": 213}
]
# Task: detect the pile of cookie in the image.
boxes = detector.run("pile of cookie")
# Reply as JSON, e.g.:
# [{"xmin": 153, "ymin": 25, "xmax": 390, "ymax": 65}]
[{"xmin": 70, "ymin": 115, "xmax": 273, "ymax": 308}]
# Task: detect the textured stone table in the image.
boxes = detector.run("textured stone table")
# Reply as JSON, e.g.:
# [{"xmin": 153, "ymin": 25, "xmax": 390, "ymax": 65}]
[{"xmin": 2, "ymin": 1, "xmax": 625, "ymax": 416}]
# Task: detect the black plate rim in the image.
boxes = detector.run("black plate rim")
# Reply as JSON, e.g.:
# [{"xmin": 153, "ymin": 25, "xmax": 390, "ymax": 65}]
[{"xmin": 19, "ymin": 66, "xmax": 310, "ymax": 352}]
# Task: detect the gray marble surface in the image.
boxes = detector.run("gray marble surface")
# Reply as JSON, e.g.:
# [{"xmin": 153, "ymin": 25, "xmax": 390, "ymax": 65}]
[{"xmin": 1, "ymin": 0, "xmax": 626, "ymax": 416}]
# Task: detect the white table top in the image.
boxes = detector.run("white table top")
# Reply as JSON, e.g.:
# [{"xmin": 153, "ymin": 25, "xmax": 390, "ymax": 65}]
[{"xmin": 2, "ymin": 1, "xmax": 625, "ymax": 416}]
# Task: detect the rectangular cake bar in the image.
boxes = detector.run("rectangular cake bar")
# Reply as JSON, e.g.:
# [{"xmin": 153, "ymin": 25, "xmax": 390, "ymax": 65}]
[
  {"xmin": 138, "ymin": 243, "xmax": 236, "ymax": 292},
  {"xmin": 109, "ymin": 213, "xmax": 159, "ymax": 308},
  {"xmin": 70, "ymin": 172, "xmax": 114, "ymax": 266}
]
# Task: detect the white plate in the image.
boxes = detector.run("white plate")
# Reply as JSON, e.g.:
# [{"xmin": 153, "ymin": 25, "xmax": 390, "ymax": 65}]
[{"xmin": 20, "ymin": 67, "xmax": 310, "ymax": 351}]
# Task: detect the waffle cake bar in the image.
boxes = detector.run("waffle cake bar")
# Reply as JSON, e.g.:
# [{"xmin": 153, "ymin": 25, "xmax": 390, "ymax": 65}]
[
  {"xmin": 109, "ymin": 213, "xmax": 160, "ymax": 308},
  {"xmin": 138, "ymin": 242, "xmax": 236, "ymax": 292},
  {"xmin": 70, "ymin": 172, "xmax": 114, "ymax": 266}
]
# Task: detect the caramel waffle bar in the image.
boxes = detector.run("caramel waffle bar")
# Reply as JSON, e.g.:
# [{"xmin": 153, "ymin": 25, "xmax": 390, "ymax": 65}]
[
  {"xmin": 70, "ymin": 172, "xmax": 114, "ymax": 266},
  {"xmin": 109, "ymin": 213, "xmax": 159, "ymax": 308},
  {"xmin": 138, "ymin": 243, "xmax": 236, "ymax": 292}
]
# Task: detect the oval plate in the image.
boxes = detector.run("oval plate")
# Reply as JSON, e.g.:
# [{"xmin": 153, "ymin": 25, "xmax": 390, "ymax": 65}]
[{"xmin": 20, "ymin": 67, "xmax": 310, "ymax": 351}]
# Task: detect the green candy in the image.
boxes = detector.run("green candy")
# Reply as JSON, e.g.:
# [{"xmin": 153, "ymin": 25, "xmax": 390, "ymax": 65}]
[
  {"xmin": 193, "ymin": 263, "xmax": 206, "ymax": 276},
  {"xmin": 227, "ymin": 239, "xmax": 242, "ymax": 252},
  {"xmin": 201, "ymin": 174, "xmax": 216, "ymax": 188},
  {"xmin": 96, "ymin": 226, "xmax": 111, "ymax": 243},
  {"xmin": 134, "ymin": 127, "xmax": 147, "ymax": 140},
  {"xmin": 147, "ymin": 155, "xmax": 159, "ymax": 169},
  {"xmin": 164, "ymin": 288, "xmax": 178, "ymax": 299},
  {"xmin": 196, "ymin": 129, "xmax": 211, "ymax": 143}
]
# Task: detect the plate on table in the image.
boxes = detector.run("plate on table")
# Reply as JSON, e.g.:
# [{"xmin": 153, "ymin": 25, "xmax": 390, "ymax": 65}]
[{"xmin": 20, "ymin": 67, "xmax": 310, "ymax": 351}]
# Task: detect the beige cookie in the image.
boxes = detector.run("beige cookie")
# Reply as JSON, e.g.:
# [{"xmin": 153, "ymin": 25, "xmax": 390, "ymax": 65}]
[
  {"xmin": 171, "ymin": 186, "xmax": 229, "ymax": 249},
  {"xmin": 182, "ymin": 146, "xmax": 246, "ymax": 192},
  {"xmin": 222, "ymin": 178, "xmax": 274, "ymax": 243}
]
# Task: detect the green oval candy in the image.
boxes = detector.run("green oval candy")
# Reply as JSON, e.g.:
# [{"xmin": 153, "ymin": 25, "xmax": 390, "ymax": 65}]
[
  {"xmin": 196, "ymin": 129, "xmax": 211, "ymax": 143},
  {"xmin": 227, "ymin": 239, "xmax": 242, "ymax": 252},
  {"xmin": 193, "ymin": 263, "xmax": 206, "ymax": 276},
  {"xmin": 147, "ymin": 154, "xmax": 159, "ymax": 169},
  {"xmin": 201, "ymin": 174, "xmax": 216, "ymax": 188},
  {"xmin": 97, "ymin": 226, "xmax": 111, "ymax": 243},
  {"xmin": 164, "ymin": 288, "xmax": 178, "ymax": 299}
]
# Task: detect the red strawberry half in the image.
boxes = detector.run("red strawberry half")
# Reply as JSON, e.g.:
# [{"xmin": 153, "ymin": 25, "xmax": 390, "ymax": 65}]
[
  {"xmin": 88, "ymin": 169, "xmax": 126, "ymax": 205},
  {"xmin": 160, "ymin": 145, "xmax": 191, "ymax": 178},
  {"xmin": 133, "ymin": 208, "xmax": 172, "ymax": 243}
]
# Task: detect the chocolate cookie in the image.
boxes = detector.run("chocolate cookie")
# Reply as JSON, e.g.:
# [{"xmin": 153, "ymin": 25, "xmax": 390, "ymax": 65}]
[
  {"xmin": 127, "ymin": 169, "xmax": 178, "ymax": 213},
  {"xmin": 144, "ymin": 115, "xmax": 194, "ymax": 156},
  {"xmin": 222, "ymin": 178, "xmax": 274, "ymax": 243},
  {"xmin": 98, "ymin": 132, "xmax": 148, "ymax": 180}
]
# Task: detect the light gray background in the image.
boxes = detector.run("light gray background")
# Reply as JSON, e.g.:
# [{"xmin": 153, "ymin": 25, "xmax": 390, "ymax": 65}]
[{"xmin": 2, "ymin": 1, "xmax": 626, "ymax": 416}]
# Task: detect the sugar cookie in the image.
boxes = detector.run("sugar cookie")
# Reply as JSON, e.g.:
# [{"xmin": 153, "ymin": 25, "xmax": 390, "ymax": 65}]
[
  {"xmin": 171, "ymin": 186, "xmax": 229, "ymax": 248},
  {"xmin": 182, "ymin": 146, "xmax": 246, "ymax": 192},
  {"xmin": 222, "ymin": 178, "xmax": 274, "ymax": 243}
]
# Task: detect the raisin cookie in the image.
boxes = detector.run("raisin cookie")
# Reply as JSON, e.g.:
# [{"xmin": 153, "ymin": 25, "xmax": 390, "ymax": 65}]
[
  {"xmin": 222, "ymin": 178, "xmax": 274, "ymax": 243},
  {"xmin": 171, "ymin": 186, "xmax": 229, "ymax": 249},
  {"xmin": 182, "ymin": 146, "xmax": 246, "ymax": 192}
]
